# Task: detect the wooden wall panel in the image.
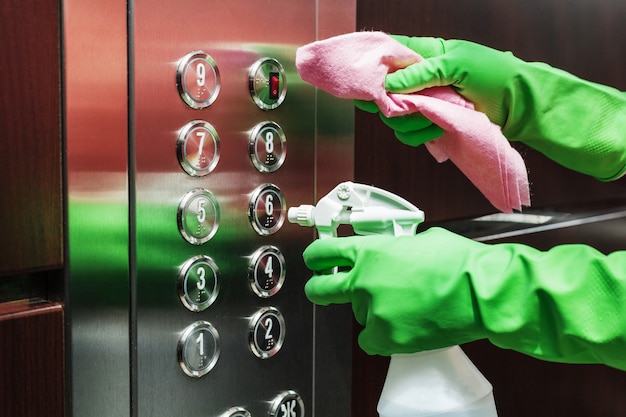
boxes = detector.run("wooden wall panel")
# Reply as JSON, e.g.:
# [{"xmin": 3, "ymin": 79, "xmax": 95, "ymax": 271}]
[
  {"xmin": 353, "ymin": 1, "xmax": 626, "ymax": 416},
  {"xmin": 0, "ymin": 303, "xmax": 65, "ymax": 417},
  {"xmin": 0, "ymin": 0, "xmax": 63, "ymax": 275}
]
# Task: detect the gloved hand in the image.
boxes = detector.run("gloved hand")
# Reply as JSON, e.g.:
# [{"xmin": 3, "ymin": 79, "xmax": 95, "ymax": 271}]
[
  {"xmin": 354, "ymin": 99, "xmax": 445, "ymax": 146},
  {"xmin": 303, "ymin": 227, "xmax": 626, "ymax": 371},
  {"xmin": 365, "ymin": 35, "xmax": 626, "ymax": 180}
]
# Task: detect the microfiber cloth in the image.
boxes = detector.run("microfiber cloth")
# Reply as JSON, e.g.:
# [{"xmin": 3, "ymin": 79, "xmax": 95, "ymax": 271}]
[{"xmin": 296, "ymin": 31, "xmax": 530, "ymax": 213}]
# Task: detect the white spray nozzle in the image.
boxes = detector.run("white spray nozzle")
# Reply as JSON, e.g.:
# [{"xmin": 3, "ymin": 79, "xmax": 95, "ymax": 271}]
[
  {"xmin": 287, "ymin": 205, "xmax": 316, "ymax": 227},
  {"xmin": 288, "ymin": 181, "xmax": 425, "ymax": 238}
]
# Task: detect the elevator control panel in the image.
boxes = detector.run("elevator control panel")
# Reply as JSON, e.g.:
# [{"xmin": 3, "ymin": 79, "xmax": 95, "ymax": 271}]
[
  {"xmin": 132, "ymin": 18, "xmax": 325, "ymax": 413},
  {"xmin": 67, "ymin": 2, "xmax": 354, "ymax": 417}
]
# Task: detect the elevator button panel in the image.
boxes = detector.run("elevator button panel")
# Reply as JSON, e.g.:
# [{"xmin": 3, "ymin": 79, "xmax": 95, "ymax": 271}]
[
  {"xmin": 249, "ymin": 58, "xmax": 287, "ymax": 110},
  {"xmin": 270, "ymin": 391, "xmax": 305, "ymax": 417},
  {"xmin": 178, "ymin": 255, "xmax": 220, "ymax": 312},
  {"xmin": 177, "ymin": 321, "xmax": 220, "ymax": 378},
  {"xmin": 177, "ymin": 120, "xmax": 220, "ymax": 177},
  {"xmin": 248, "ymin": 245, "xmax": 285, "ymax": 298},
  {"xmin": 133, "ymin": 33, "xmax": 332, "ymax": 414},
  {"xmin": 248, "ymin": 184, "xmax": 286, "ymax": 235},
  {"xmin": 249, "ymin": 121, "xmax": 287, "ymax": 173},
  {"xmin": 177, "ymin": 188, "xmax": 220, "ymax": 245},
  {"xmin": 177, "ymin": 51, "xmax": 220, "ymax": 109},
  {"xmin": 249, "ymin": 306, "xmax": 285, "ymax": 359}
]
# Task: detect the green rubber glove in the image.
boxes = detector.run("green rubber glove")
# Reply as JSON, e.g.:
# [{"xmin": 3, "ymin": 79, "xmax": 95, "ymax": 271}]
[
  {"xmin": 303, "ymin": 227, "xmax": 626, "ymax": 370},
  {"xmin": 354, "ymin": 99, "xmax": 445, "ymax": 146},
  {"xmin": 385, "ymin": 36, "xmax": 626, "ymax": 181}
]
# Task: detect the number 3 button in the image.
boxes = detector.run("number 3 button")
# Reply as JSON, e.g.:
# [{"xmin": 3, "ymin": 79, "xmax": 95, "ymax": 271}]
[{"xmin": 178, "ymin": 255, "xmax": 219, "ymax": 312}]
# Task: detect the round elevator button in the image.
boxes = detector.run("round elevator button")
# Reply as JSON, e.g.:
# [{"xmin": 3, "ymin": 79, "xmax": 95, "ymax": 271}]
[
  {"xmin": 247, "ymin": 184, "xmax": 286, "ymax": 236},
  {"xmin": 177, "ymin": 120, "xmax": 220, "ymax": 177},
  {"xmin": 269, "ymin": 391, "xmax": 305, "ymax": 417},
  {"xmin": 178, "ymin": 255, "xmax": 219, "ymax": 312},
  {"xmin": 176, "ymin": 51, "xmax": 220, "ymax": 109},
  {"xmin": 178, "ymin": 321, "xmax": 220, "ymax": 378},
  {"xmin": 248, "ymin": 246, "xmax": 285, "ymax": 298},
  {"xmin": 248, "ymin": 58, "xmax": 286, "ymax": 110},
  {"xmin": 249, "ymin": 121, "xmax": 287, "ymax": 173},
  {"xmin": 248, "ymin": 306, "xmax": 285, "ymax": 359},
  {"xmin": 177, "ymin": 188, "xmax": 220, "ymax": 245}
]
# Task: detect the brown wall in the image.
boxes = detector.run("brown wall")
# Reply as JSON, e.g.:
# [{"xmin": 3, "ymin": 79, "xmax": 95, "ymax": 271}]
[
  {"xmin": 353, "ymin": 1, "xmax": 626, "ymax": 416},
  {"xmin": 0, "ymin": 1, "xmax": 65, "ymax": 416},
  {"xmin": 0, "ymin": 0, "xmax": 63, "ymax": 275}
]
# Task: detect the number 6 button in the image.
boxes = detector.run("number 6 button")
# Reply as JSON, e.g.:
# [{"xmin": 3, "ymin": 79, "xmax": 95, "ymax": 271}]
[
  {"xmin": 247, "ymin": 184, "xmax": 285, "ymax": 236},
  {"xmin": 248, "ymin": 307, "xmax": 285, "ymax": 359}
]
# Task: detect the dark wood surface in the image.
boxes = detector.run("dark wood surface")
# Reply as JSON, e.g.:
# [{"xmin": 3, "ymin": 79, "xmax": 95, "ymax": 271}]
[
  {"xmin": 0, "ymin": 302, "xmax": 65, "ymax": 417},
  {"xmin": 353, "ymin": 1, "xmax": 626, "ymax": 416},
  {"xmin": 0, "ymin": 2, "xmax": 65, "ymax": 416},
  {"xmin": 0, "ymin": 0, "xmax": 63, "ymax": 276}
]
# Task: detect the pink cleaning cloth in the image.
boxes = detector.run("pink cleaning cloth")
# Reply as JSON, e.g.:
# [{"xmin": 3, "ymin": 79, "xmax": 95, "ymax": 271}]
[{"xmin": 296, "ymin": 31, "xmax": 530, "ymax": 213}]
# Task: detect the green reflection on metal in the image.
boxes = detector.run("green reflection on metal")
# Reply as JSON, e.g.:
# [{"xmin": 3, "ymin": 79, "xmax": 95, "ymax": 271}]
[{"xmin": 68, "ymin": 201, "xmax": 129, "ymax": 307}]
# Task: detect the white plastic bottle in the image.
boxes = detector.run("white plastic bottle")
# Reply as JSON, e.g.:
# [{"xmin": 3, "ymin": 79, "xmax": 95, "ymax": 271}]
[
  {"xmin": 287, "ymin": 182, "xmax": 499, "ymax": 417},
  {"xmin": 377, "ymin": 347, "xmax": 498, "ymax": 417}
]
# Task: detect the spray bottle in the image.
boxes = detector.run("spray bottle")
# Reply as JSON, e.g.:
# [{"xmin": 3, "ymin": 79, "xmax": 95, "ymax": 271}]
[{"xmin": 288, "ymin": 182, "xmax": 498, "ymax": 417}]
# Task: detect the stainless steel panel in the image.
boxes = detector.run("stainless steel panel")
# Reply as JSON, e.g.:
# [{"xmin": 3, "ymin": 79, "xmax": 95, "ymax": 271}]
[
  {"xmin": 132, "ymin": 1, "xmax": 354, "ymax": 417},
  {"xmin": 64, "ymin": 0, "xmax": 130, "ymax": 416},
  {"xmin": 66, "ymin": 0, "xmax": 355, "ymax": 416}
]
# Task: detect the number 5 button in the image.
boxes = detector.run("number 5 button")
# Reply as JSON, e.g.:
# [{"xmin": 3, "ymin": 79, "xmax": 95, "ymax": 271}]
[
  {"xmin": 177, "ymin": 188, "xmax": 220, "ymax": 245},
  {"xmin": 248, "ymin": 307, "xmax": 285, "ymax": 359}
]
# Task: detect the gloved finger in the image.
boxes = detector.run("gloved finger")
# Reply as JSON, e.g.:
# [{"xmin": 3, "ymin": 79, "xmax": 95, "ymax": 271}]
[
  {"xmin": 353, "ymin": 99, "xmax": 380, "ymax": 113},
  {"xmin": 304, "ymin": 270, "xmax": 353, "ymax": 306},
  {"xmin": 385, "ymin": 56, "xmax": 452, "ymax": 93},
  {"xmin": 389, "ymin": 35, "xmax": 446, "ymax": 59},
  {"xmin": 357, "ymin": 322, "xmax": 394, "ymax": 356},
  {"xmin": 302, "ymin": 237, "xmax": 359, "ymax": 271},
  {"xmin": 380, "ymin": 112, "xmax": 434, "ymax": 133},
  {"xmin": 394, "ymin": 124, "xmax": 445, "ymax": 146}
]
